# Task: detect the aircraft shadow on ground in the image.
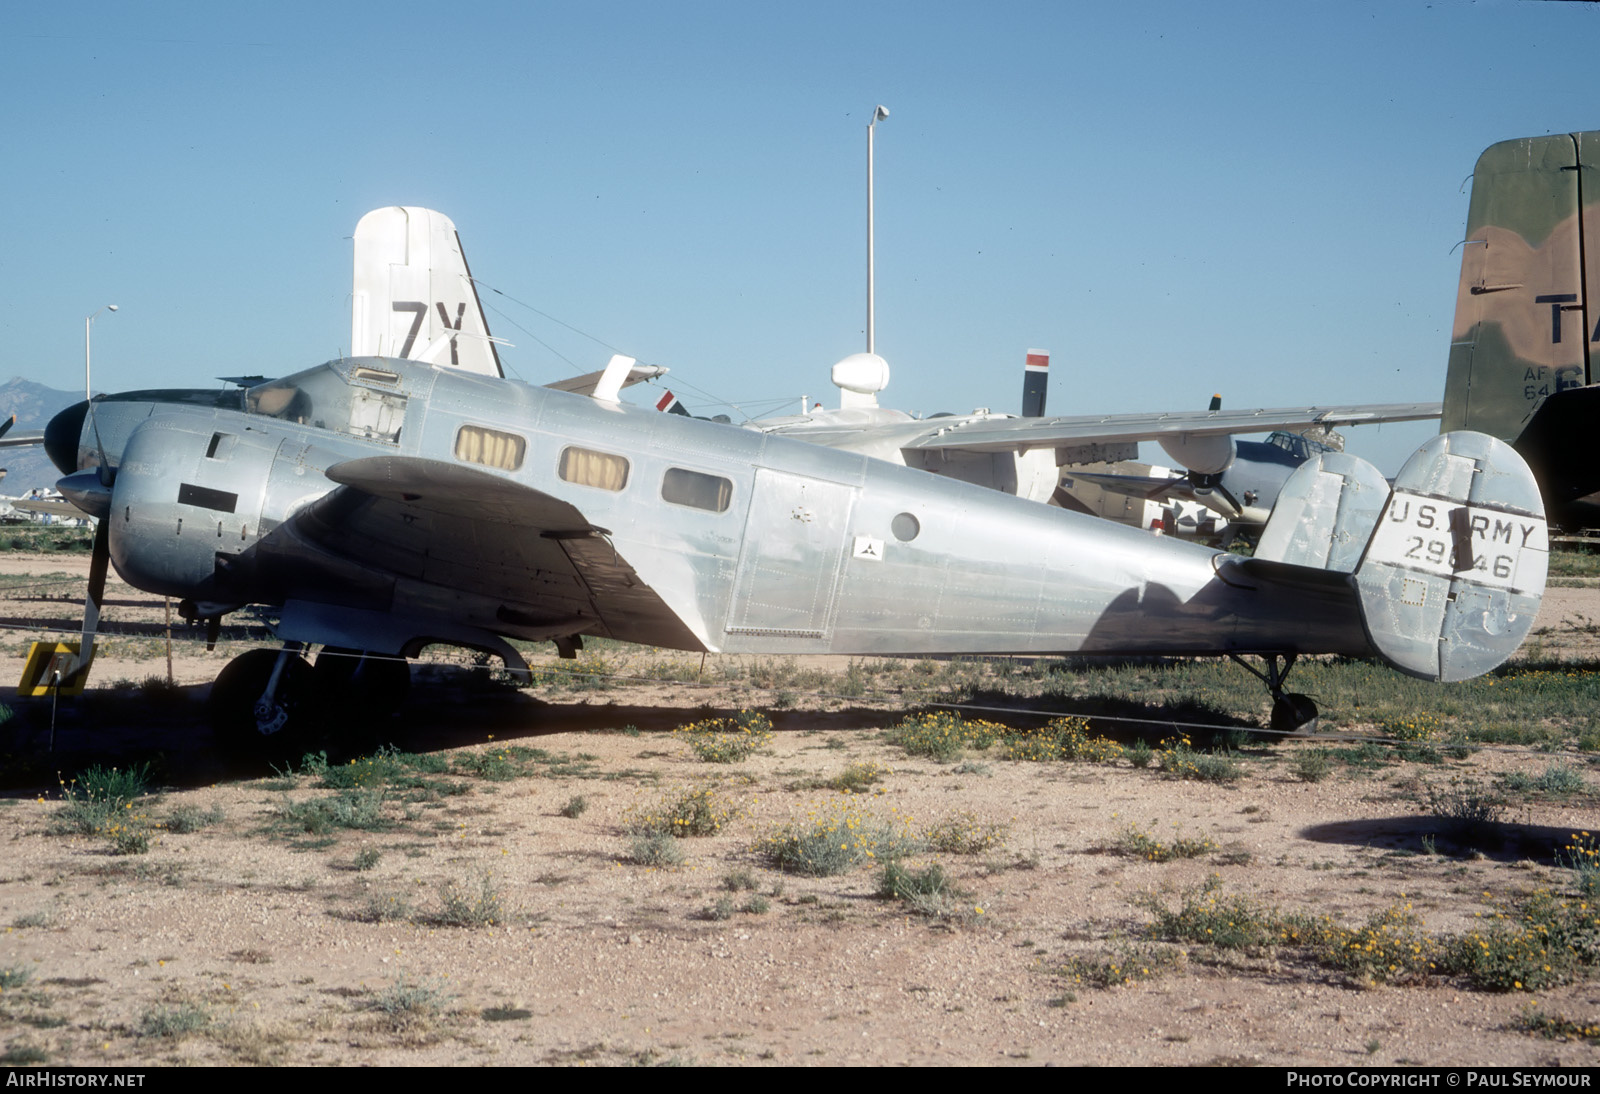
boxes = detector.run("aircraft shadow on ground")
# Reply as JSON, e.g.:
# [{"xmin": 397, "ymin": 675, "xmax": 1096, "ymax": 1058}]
[
  {"xmin": 0, "ymin": 670, "xmax": 967, "ymax": 792},
  {"xmin": 1298, "ymin": 815, "xmax": 1582, "ymax": 866},
  {"xmin": 0, "ymin": 655, "xmax": 1275, "ymax": 794},
  {"xmin": 957, "ymin": 684, "xmax": 1259, "ymax": 743}
]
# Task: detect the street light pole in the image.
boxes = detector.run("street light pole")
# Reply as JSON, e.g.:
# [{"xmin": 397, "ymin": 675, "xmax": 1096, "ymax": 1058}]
[
  {"xmin": 85, "ymin": 304, "xmax": 118, "ymax": 401},
  {"xmin": 867, "ymin": 105, "xmax": 889, "ymax": 355}
]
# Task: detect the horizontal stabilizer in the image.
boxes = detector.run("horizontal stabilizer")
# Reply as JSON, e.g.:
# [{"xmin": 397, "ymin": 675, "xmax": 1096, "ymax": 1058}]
[{"xmin": 545, "ymin": 363, "xmax": 668, "ymax": 397}]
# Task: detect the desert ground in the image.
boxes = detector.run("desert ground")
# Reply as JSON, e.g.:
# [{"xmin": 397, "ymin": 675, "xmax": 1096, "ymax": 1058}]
[{"xmin": 0, "ymin": 553, "xmax": 1597, "ymax": 1067}]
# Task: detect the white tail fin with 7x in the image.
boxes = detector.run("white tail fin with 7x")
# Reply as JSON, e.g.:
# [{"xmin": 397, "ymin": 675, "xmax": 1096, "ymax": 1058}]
[{"xmin": 351, "ymin": 207, "xmax": 503, "ymax": 377}]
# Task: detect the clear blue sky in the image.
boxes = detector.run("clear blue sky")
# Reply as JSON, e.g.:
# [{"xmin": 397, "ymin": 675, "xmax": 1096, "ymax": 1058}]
[{"xmin": 5, "ymin": 0, "xmax": 1596, "ymax": 472}]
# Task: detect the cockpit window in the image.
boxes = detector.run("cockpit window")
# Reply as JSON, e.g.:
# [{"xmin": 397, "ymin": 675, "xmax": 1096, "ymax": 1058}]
[
  {"xmin": 245, "ymin": 365, "xmax": 406, "ymax": 444},
  {"xmin": 1265, "ymin": 430, "xmax": 1337, "ymax": 460},
  {"xmin": 1266, "ymin": 431, "xmax": 1307, "ymax": 459}
]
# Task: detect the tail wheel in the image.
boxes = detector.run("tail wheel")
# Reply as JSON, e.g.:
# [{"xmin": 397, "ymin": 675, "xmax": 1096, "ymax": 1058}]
[{"xmin": 1270, "ymin": 692, "xmax": 1319, "ymax": 735}]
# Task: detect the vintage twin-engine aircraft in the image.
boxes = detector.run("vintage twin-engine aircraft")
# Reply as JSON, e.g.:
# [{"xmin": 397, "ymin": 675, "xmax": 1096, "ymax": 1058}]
[{"xmin": 43, "ymin": 331, "xmax": 1546, "ymax": 748}]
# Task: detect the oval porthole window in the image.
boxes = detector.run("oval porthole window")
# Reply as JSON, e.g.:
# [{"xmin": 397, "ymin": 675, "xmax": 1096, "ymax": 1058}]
[{"xmin": 891, "ymin": 512, "xmax": 920, "ymax": 542}]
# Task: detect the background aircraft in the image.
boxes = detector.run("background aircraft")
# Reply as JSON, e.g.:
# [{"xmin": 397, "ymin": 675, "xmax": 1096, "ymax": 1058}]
[
  {"xmin": 1059, "ymin": 420, "xmax": 1345, "ymax": 541},
  {"xmin": 1441, "ymin": 130, "xmax": 1600, "ymax": 531}
]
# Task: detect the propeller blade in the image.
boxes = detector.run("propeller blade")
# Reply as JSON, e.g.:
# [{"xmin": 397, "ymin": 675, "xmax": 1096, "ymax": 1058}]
[
  {"xmin": 90, "ymin": 405, "xmax": 115, "ymax": 489},
  {"xmin": 1212, "ymin": 482, "xmax": 1245, "ymax": 518},
  {"xmin": 64, "ymin": 519, "xmax": 110, "ymax": 688}
]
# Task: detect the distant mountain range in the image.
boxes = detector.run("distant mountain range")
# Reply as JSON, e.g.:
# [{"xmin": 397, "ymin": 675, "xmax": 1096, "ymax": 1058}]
[{"xmin": 0, "ymin": 377, "xmax": 87, "ymax": 494}]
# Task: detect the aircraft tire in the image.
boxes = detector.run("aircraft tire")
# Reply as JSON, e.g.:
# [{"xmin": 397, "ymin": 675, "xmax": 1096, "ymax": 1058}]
[
  {"xmin": 313, "ymin": 648, "xmax": 410, "ymax": 744},
  {"xmin": 359, "ymin": 655, "xmax": 411, "ymax": 714},
  {"xmin": 208, "ymin": 648, "xmax": 315, "ymax": 761},
  {"xmin": 1270, "ymin": 693, "xmax": 1318, "ymax": 735}
]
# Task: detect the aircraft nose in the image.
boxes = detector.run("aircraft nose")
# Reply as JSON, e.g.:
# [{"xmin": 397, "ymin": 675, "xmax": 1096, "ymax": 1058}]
[{"xmin": 44, "ymin": 401, "xmax": 89, "ymax": 476}]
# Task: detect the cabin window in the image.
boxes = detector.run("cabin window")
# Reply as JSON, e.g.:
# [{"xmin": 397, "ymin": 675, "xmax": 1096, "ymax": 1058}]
[
  {"xmin": 558, "ymin": 446, "xmax": 629, "ymax": 492},
  {"xmin": 455, "ymin": 425, "xmax": 526, "ymax": 471},
  {"xmin": 662, "ymin": 467, "xmax": 732, "ymax": 512}
]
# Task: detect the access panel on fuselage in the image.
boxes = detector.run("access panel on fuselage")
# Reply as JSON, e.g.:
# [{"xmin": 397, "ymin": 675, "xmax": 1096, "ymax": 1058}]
[{"xmin": 725, "ymin": 469, "xmax": 856, "ymax": 638}]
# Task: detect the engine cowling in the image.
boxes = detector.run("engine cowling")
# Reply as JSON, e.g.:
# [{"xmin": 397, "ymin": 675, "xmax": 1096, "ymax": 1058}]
[{"xmin": 107, "ymin": 418, "xmax": 277, "ymax": 598}]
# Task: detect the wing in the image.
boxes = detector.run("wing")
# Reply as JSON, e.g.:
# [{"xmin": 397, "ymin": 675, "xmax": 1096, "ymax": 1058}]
[
  {"xmin": 0, "ymin": 414, "xmax": 42, "ymax": 448},
  {"xmin": 897, "ymin": 402, "xmax": 1442, "ymax": 456},
  {"xmin": 543, "ymin": 363, "xmax": 669, "ymax": 396},
  {"xmin": 1062, "ymin": 469, "xmax": 1188, "ymax": 501},
  {"xmin": 7, "ymin": 498, "xmax": 83, "ymax": 519},
  {"xmin": 257, "ymin": 456, "xmax": 702, "ymax": 651}
]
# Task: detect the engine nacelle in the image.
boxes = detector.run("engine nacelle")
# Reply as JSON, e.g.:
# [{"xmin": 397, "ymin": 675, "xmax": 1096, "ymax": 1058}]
[
  {"xmin": 1157, "ymin": 432, "xmax": 1236, "ymax": 476},
  {"xmin": 107, "ymin": 418, "xmax": 276, "ymax": 598}
]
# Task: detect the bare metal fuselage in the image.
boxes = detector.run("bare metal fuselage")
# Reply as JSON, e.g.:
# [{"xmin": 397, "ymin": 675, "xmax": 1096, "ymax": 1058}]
[
  {"xmin": 52, "ymin": 358, "xmax": 1517, "ymax": 675},
  {"xmin": 61, "ymin": 359, "xmax": 1369, "ymax": 663}
]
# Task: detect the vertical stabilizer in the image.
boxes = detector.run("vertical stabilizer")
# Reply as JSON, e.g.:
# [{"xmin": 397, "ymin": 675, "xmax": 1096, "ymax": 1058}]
[
  {"xmin": 351, "ymin": 207, "xmax": 504, "ymax": 377},
  {"xmin": 1443, "ymin": 133, "xmax": 1600, "ymax": 523},
  {"xmin": 1021, "ymin": 349, "xmax": 1049, "ymax": 417},
  {"xmin": 1444, "ymin": 133, "xmax": 1598, "ymax": 436}
]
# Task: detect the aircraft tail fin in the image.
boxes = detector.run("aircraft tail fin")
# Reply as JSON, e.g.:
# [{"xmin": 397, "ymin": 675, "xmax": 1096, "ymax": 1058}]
[
  {"xmin": 352, "ymin": 207, "xmax": 504, "ymax": 377},
  {"xmin": 1256, "ymin": 431, "xmax": 1546, "ymax": 682},
  {"xmin": 1443, "ymin": 133, "xmax": 1600, "ymax": 515},
  {"xmin": 1021, "ymin": 349, "xmax": 1049, "ymax": 417},
  {"xmin": 1253, "ymin": 450, "xmax": 1390, "ymax": 573}
]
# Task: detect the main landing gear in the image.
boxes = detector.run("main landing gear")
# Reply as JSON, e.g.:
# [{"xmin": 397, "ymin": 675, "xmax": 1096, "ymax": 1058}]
[
  {"xmin": 207, "ymin": 644, "xmax": 411, "ymax": 758},
  {"xmin": 1229, "ymin": 653, "xmax": 1319, "ymax": 735}
]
